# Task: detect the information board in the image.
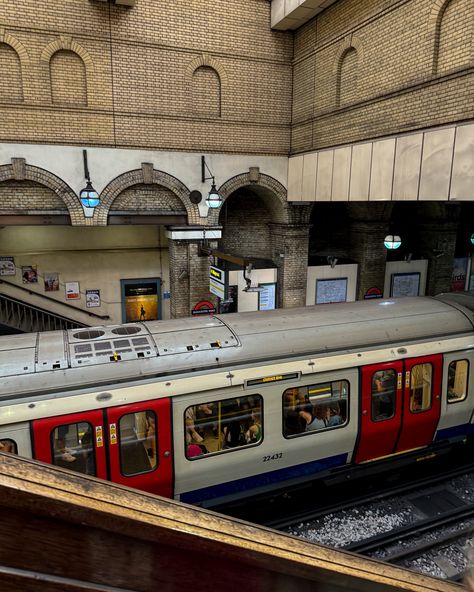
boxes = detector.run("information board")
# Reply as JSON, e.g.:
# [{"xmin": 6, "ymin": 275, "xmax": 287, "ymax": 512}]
[
  {"xmin": 391, "ymin": 272, "xmax": 420, "ymax": 297},
  {"xmin": 258, "ymin": 283, "xmax": 276, "ymax": 311},
  {"xmin": 315, "ymin": 278, "xmax": 347, "ymax": 304}
]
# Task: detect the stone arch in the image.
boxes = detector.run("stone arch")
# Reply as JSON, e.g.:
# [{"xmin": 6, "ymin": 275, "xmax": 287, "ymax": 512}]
[
  {"xmin": 192, "ymin": 66, "xmax": 221, "ymax": 117},
  {"xmin": 429, "ymin": 0, "xmax": 473, "ymax": 75},
  {"xmin": 0, "ymin": 160, "xmax": 83, "ymax": 224},
  {"xmin": 0, "ymin": 30, "xmax": 30, "ymax": 103},
  {"xmin": 50, "ymin": 50, "xmax": 87, "ymax": 105},
  {"xmin": 185, "ymin": 53, "xmax": 228, "ymax": 117},
  {"xmin": 98, "ymin": 166, "xmax": 200, "ymax": 226},
  {"xmin": 333, "ymin": 35, "xmax": 363, "ymax": 107},
  {"xmin": 0, "ymin": 29, "xmax": 30, "ymax": 67},
  {"xmin": 208, "ymin": 171, "xmax": 295, "ymax": 227}
]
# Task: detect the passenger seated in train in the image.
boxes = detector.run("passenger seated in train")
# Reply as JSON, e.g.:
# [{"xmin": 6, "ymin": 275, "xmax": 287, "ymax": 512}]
[
  {"xmin": 245, "ymin": 410, "xmax": 262, "ymax": 444},
  {"xmin": 185, "ymin": 406, "xmax": 204, "ymax": 444},
  {"xmin": 300, "ymin": 404, "xmax": 327, "ymax": 431},
  {"xmin": 0, "ymin": 440, "xmax": 16, "ymax": 454},
  {"xmin": 327, "ymin": 403, "xmax": 343, "ymax": 426}
]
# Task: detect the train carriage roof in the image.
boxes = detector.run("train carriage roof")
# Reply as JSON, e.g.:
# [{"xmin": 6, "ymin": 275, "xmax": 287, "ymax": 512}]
[{"xmin": 1, "ymin": 295, "xmax": 473, "ymax": 396}]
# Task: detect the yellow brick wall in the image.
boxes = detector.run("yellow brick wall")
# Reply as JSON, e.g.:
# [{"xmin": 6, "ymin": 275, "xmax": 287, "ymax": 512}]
[
  {"xmin": 0, "ymin": 0, "xmax": 293, "ymax": 155},
  {"xmin": 292, "ymin": 0, "xmax": 474, "ymax": 153}
]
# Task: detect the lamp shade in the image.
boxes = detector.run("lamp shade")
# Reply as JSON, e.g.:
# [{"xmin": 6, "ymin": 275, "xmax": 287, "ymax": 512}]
[
  {"xmin": 205, "ymin": 183, "xmax": 222, "ymax": 209},
  {"xmin": 80, "ymin": 181, "xmax": 100, "ymax": 208},
  {"xmin": 470, "ymin": 233, "xmax": 474, "ymax": 245},
  {"xmin": 384, "ymin": 234, "xmax": 402, "ymax": 249}
]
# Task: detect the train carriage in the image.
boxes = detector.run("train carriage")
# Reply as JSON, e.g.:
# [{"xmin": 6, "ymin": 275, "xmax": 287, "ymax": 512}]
[{"xmin": 0, "ymin": 293, "xmax": 473, "ymax": 507}]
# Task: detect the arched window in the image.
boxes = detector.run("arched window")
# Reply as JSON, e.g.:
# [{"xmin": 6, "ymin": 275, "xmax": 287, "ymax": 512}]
[
  {"xmin": 192, "ymin": 66, "xmax": 221, "ymax": 117},
  {"xmin": 436, "ymin": 0, "xmax": 473, "ymax": 75},
  {"xmin": 0, "ymin": 43, "xmax": 23, "ymax": 102},
  {"xmin": 337, "ymin": 47, "xmax": 358, "ymax": 107},
  {"xmin": 50, "ymin": 50, "xmax": 87, "ymax": 106}
]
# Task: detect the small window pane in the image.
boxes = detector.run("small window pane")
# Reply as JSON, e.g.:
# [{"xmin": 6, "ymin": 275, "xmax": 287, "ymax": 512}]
[
  {"xmin": 410, "ymin": 364, "xmax": 432, "ymax": 412},
  {"xmin": 52, "ymin": 422, "xmax": 96, "ymax": 476},
  {"xmin": 448, "ymin": 360, "xmax": 469, "ymax": 403},
  {"xmin": 0, "ymin": 439, "xmax": 17, "ymax": 454},
  {"xmin": 371, "ymin": 369, "xmax": 397, "ymax": 421},
  {"xmin": 119, "ymin": 410, "xmax": 157, "ymax": 476},
  {"xmin": 184, "ymin": 395, "xmax": 263, "ymax": 460},
  {"xmin": 283, "ymin": 380, "xmax": 349, "ymax": 438}
]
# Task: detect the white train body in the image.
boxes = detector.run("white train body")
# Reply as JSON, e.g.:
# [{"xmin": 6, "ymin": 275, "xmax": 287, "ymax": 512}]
[{"xmin": 0, "ymin": 294, "xmax": 473, "ymax": 507}]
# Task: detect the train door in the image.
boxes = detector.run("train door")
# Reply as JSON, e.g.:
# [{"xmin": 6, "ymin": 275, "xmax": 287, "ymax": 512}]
[
  {"xmin": 355, "ymin": 354, "xmax": 442, "ymax": 463},
  {"xmin": 105, "ymin": 398, "xmax": 173, "ymax": 497},
  {"xmin": 395, "ymin": 354, "xmax": 442, "ymax": 452},
  {"xmin": 354, "ymin": 361, "xmax": 403, "ymax": 463},
  {"xmin": 33, "ymin": 398, "xmax": 173, "ymax": 498}
]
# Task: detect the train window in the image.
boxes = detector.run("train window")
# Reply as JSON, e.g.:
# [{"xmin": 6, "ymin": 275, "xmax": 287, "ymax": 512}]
[
  {"xmin": 119, "ymin": 410, "xmax": 157, "ymax": 475},
  {"xmin": 0, "ymin": 439, "xmax": 17, "ymax": 454},
  {"xmin": 282, "ymin": 380, "xmax": 349, "ymax": 438},
  {"xmin": 51, "ymin": 422, "xmax": 96, "ymax": 476},
  {"xmin": 184, "ymin": 395, "xmax": 263, "ymax": 460},
  {"xmin": 447, "ymin": 360, "xmax": 469, "ymax": 403},
  {"xmin": 409, "ymin": 363, "xmax": 433, "ymax": 413},
  {"xmin": 371, "ymin": 370, "xmax": 396, "ymax": 421}
]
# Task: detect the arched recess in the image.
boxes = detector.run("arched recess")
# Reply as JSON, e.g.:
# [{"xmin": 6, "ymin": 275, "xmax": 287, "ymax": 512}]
[
  {"xmin": 41, "ymin": 36, "xmax": 93, "ymax": 105},
  {"xmin": 0, "ymin": 162, "xmax": 82, "ymax": 224},
  {"xmin": 185, "ymin": 53, "xmax": 228, "ymax": 117},
  {"xmin": 429, "ymin": 0, "xmax": 473, "ymax": 75},
  {"xmin": 333, "ymin": 35, "xmax": 363, "ymax": 107},
  {"xmin": 98, "ymin": 167, "xmax": 199, "ymax": 226},
  {"xmin": 0, "ymin": 30, "xmax": 29, "ymax": 102},
  {"xmin": 192, "ymin": 66, "xmax": 221, "ymax": 117}
]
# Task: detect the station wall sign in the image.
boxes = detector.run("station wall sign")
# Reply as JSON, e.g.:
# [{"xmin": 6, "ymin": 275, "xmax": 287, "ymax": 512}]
[
  {"xmin": 192, "ymin": 300, "xmax": 216, "ymax": 316},
  {"xmin": 209, "ymin": 266, "xmax": 226, "ymax": 299}
]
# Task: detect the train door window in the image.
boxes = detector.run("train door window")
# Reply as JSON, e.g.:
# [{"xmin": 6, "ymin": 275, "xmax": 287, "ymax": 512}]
[
  {"xmin": 282, "ymin": 380, "xmax": 349, "ymax": 438},
  {"xmin": 51, "ymin": 422, "xmax": 96, "ymax": 476},
  {"xmin": 447, "ymin": 360, "xmax": 469, "ymax": 403},
  {"xmin": 371, "ymin": 369, "xmax": 396, "ymax": 421},
  {"xmin": 0, "ymin": 439, "xmax": 17, "ymax": 454},
  {"xmin": 409, "ymin": 363, "xmax": 433, "ymax": 412},
  {"xmin": 119, "ymin": 410, "xmax": 157, "ymax": 476},
  {"xmin": 184, "ymin": 394, "xmax": 263, "ymax": 460}
]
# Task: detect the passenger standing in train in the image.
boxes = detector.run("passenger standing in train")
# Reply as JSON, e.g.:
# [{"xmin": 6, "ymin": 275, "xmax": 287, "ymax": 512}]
[
  {"xmin": 300, "ymin": 404, "xmax": 326, "ymax": 431},
  {"xmin": 245, "ymin": 411, "xmax": 262, "ymax": 444},
  {"xmin": 145, "ymin": 411, "xmax": 157, "ymax": 459},
  {"xmin": 185, "ymin": 407, "xmax": 203, "ymax": 444}
]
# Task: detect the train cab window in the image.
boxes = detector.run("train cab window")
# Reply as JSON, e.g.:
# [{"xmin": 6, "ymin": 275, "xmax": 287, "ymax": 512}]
[
  {"xmin": 447, "ymin": 360, "xmax": 469, "ymax": 403},
  {"xmin": 119, "ymin": 410, "xmax": 157, "ymax": 476},
  {"xmin": 409, "ymin": 363, "xmax": 433, "ymax": 413},
  {"xmin": 0, "ymin": 439, "xmax": 17, "ymax": 454},
  {"xmin": 184, "ymin": 394, "xmax": 263, "ymax": 460},
  {"xmin": 371, "ymin": 369, "xmax": 396, "ymax": 421},
  {"xmin": 52, "ymin": 422, "xmax": 96, "ymax": 476},
  {"xmin": 282, "ymin": 380, "xmax": 349, "ymax": 438}
]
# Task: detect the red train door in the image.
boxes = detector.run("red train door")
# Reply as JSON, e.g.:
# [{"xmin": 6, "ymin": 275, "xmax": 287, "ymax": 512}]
[
  {"xmin": 395, "ymin": 354, "xmax": 442, "ymax": 453},
  {"xmin": 355, "ymin": 354, "xmax": 442, "ymax": 463},
  {"xmin": 106, "ymin": 398, "xmax": 173, "ymax": 497},
  {"xmin": 33, "ymin": 397, "xmax": 174, "ymax": 498},
  {"xmin": 33, "ymin": 410, "xmax": 108, "ymax": 479},
  {"xmin": 355, "ymin": 361, "xmax": 403, "ymax": 463}
]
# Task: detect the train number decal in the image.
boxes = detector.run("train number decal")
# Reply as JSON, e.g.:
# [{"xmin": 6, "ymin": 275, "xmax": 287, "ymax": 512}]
[{"xmin": 263, "ymin": 452, "xmax": 283, "ymax": 462}]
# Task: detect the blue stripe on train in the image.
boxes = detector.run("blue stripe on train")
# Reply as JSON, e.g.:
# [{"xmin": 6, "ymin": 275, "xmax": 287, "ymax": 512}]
[
  {"xmin": 435, "ymin": 423, "xmax": 474, "ymax": 442},
  {"xmin": 180, "ymin": 453, "xmax": 348, "ymax": 505}
]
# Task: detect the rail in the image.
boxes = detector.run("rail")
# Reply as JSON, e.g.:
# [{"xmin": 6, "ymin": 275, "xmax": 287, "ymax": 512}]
[{"xmin": 0, "ymin": 278, "xmax": 110, "ymax": 321}]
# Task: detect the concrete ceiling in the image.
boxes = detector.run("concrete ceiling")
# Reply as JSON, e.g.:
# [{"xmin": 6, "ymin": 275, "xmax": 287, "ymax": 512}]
[{"xmin": 271, "ymin": 0, "xmax": 339, "ymax": 30}]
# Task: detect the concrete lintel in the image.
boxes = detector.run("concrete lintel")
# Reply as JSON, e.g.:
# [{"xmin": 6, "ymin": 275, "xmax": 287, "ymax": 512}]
[{"xmin": 271, "ymin": 0, "xmax": 339, "ymax": 30}]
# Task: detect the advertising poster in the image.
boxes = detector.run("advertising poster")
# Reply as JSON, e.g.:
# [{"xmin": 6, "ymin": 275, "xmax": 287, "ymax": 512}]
[
  {"xmin": 65, "ymin": 281, "xmax": 80, "ymax": 300},
  {"xmin": 0, "ymin": 257, "xmax": 16, "ymax": 276},
  {"xmin": 44, "ymin": 272, "xmax": 60, "ymax": 292},
  {"xmin": 22, "ymin": 265, "xmax": 38, "ymax": 284},
  {"xmin": 451, "ymin": 258, "xmax": 468, "ymax": 292},
  {"xmin": 125, "ymin": 282, "xmax": 158, "ymax": 322},
  {"xmin": 86, "ymin": 289, "xmax": 101, "ymax": 308}
]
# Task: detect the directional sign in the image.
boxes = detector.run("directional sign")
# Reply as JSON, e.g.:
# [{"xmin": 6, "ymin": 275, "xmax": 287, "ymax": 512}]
[{"xmin": 210, "ymin": 277, "xmax": 226, "ymax": 298}]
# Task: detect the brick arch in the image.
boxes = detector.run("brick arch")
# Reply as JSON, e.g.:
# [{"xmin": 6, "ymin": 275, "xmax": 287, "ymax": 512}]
[
  {"xmin": 185, "ymin": 53, "xmax": 228, "ymax": 117},
  {"xmin": 0, "ymin": 161, "xmax": 82, "ymax": 224},
  {"xmin": 207, "ymin": 172, "xmax": 295, "ymax": 226},
  {"xmin": 41, "ymin": 35, "xmax": 94, "ymax": 69},
  {"xmin": 429, "ymin": 0, "xmax": 472, "ymax": 75},
  {"xmin": 0, "ymin": 29, "xmax": 30, "ymax": 67},
  {"xmin": 97, "ymin": 167, "xmax": 200, "ymax": 225},
  {"xmin": 333, "ymin": 35, "xmax": 363, "ymax": 107}
]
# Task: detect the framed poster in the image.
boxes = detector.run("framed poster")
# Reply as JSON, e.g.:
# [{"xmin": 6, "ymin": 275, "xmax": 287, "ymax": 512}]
[
  {"xmin": 121, "ymin": 278, "xmax": 161, "ymax": 322},
  {"xmin": 451, "ymin": 258, "xmax": 468, "ymax": 292},
  {"xmin": 65, "ymin": 281, "xmax": 80, "ymax": 300},
  {"xmin": 0, "ymin": 257, "xmax": 15, "ymax": 276},
  {"xmin": 258, "ymin": 283, "xmax": 276, "ymax": 311},
  {"xmin": 391, "ymin": 272, "xmax": 420, "ymax": 297},
  {"xmin": 22, "ymin": 266, "xmax": 38, "ymax": 284},
  {"xmin": 315, "ymin": 278, "xmax": 347, "ymax": 304},
  {"xmin": 44, "ymin": 272, "xmax": 59, "ymax": 292},
  {"xmin": 86, "ymin": 289, "xmax": 101, "ymax": 308}
]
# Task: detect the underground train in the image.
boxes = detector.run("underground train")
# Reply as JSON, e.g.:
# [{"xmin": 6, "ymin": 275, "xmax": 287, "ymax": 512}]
[{"xmin": 0, "ymin": 292, "xmax": 473, "ymax": 508}]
